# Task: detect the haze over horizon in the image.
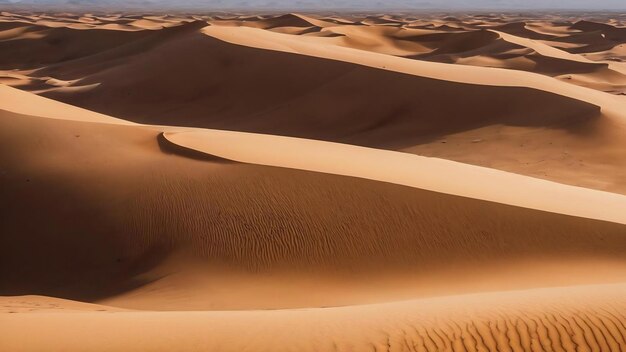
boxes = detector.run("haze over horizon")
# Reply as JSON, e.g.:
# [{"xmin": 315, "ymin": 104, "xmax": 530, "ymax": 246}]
[{"xmin": 2, "ymin": 0, "xmax": 626, "ymax": 11}]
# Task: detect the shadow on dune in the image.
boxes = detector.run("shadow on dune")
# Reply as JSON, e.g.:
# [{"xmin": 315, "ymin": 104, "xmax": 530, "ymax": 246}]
[
  {"xmin": 10, "ymin": 25, "xmax": 601, "ymax": 150},
  {"xmin": 157, "ymin": 132, "xmax": 233, "ymax": 162},
  {"xmin": 0, "ymin": 171, "xmax": 170, "ymax": 302}
]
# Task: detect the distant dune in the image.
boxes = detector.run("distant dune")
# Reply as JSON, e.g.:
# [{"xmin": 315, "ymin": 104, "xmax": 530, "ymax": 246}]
[
  {"xmin": 1, "ymin": 11, "xmax": 626, "ymax": 352},
  {"xmin": 2, "ymin": 11, "xmax": 626, "ymax": 194}
]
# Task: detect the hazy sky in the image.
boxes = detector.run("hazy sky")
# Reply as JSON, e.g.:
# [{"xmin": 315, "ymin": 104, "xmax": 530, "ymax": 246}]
[{"xmin": 3, "ymin": 0, "xmax": 626, "ymax": 11}]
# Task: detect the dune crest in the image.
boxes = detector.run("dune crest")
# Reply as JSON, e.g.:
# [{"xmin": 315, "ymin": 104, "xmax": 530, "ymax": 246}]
[
  {"xmin": 162, "ymin": 130, "xmax": 626, "ymax": 224},
  {"xmin": 2, "ymin": 12, "xmax": 626, "ymax": 193}
]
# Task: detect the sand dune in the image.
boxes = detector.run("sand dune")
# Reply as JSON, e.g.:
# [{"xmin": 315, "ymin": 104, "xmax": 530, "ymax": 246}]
[
  {"xmin": 199, "ymin": 25, "xmax": 626, "ymax": 112},
  {"xmin": 161, "ymin": 129, "xmax": 626, "ymax": 224},
  {"xmin": 2, "ymin": 284, "xmax": 626, "ymax": 351},
  {"xmin": 2, "ymin": 104, "xmax": 625, "ymax": 296},
  {"xmin": 0, "ymin": 84, "xmax": 132, "ymax": 124},
  {"xmin": 43, "ymin": 29, "xmax": 602, "ymax": 142},
  {"xmin": 6, "ymin": 34, "xmax": 626, "ymax": 195},
  {"xmin": 2, "ymin": 11, "xmax": 626, "ymax": 352},
  {"xmin": 5, "ymin": 14, "xmax": 626, "ymax": 195},
  {"xmin": 1, "ymin": 82, "xmax": 626, "ymax": 308}
]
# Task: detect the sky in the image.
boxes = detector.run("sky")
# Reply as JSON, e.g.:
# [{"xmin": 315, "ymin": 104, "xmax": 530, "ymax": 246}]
[{"xmin": 2, "ymin": 0, "xmax": 625, "ymax": 11}]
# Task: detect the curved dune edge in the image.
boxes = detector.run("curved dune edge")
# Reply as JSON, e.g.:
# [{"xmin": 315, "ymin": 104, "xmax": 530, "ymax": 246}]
[
  {"xmin": 162, "ymin": 130, "xmax": 626, "ymax": 225},
  {"xmin": 7, "ymin": 82, "xmax": 626, "ymax": 226},
  {"xmin": 2, "ymin": 283, "xmax": 625, "ymax": 352},
  {"xmin": 493, "ymin": 30, "xmax": 626, "ymax": 76},
  {"xmin": 201, "ymin": 25, "xmax": 626, "ymax": 120},
  {"xmin": 0, "ymin": 84, "xmax": 135, "ymax": 125},
  {"xmin": 493, "ymin": 29, "xmax": 624, "ymax": 69}
]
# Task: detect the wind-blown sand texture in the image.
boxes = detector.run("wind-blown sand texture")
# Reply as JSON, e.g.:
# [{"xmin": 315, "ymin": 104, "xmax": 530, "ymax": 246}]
[{"xmin": 1, "ymin": 11, "xmax": 626, "ymax": 352}]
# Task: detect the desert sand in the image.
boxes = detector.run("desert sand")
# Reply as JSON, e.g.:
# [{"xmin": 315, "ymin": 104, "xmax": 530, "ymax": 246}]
[{"xmin": 1, "ymin": 11, "xmax": 626, "ymax": 352}]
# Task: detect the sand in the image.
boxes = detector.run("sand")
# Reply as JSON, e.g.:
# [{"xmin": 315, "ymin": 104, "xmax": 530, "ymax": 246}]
[
  {"xmin": 3, "ymin": 284, "xmax": 626, "ymax": 352},
  {"xmin": 1, "ymin": 11, "xmax": 626, "ymax": 352},
  {"xmin": 2, "ymin": 12, "xmax": 626, "ymax": 194}
]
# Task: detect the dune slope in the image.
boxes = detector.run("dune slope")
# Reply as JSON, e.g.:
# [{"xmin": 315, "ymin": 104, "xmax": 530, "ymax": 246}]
[
  {"xmin": 2, "ymin": 284, "xmax": 626, "ymax": 352},
  {"xmin": 1, "ymin": 85, "xmax": 626, "ymax": 310},
  {"xmin": 2, "ymin": 14, "xmax": 626, "ymax": 194}
]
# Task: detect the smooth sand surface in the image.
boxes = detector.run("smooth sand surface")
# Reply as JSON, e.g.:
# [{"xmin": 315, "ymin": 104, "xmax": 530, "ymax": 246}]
[{"xmin": 1, "ymin": 11, "xmax": 626, "ymax": 351}]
